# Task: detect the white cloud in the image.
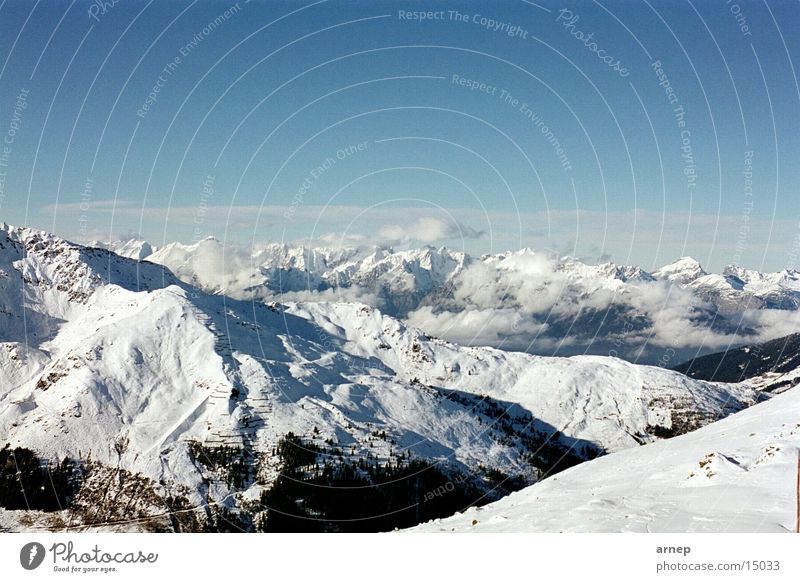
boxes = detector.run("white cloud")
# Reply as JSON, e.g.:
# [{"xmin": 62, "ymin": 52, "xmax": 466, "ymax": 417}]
[
  {"xmin": 407, "ymin": 306, "xmax": 549, "ymax": 349},
  {"xmin": 41, "ymin": 199, "xmax": 136, "ymax": 213},
  {"xmin": 274, "ymin": 286, "xmax": 383, "ymax": 306},
  {"xmin": 406, "ymin": 251, "xmax": 800, "ymax": 359},
  {"xmin": 378, "ymin": 216, "xmax": 484, "ymax": 245}
]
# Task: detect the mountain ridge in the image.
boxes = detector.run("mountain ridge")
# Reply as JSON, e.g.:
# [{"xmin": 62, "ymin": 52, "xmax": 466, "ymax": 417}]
[
  {"xmin": 91, "ymin": 235, "xmax": 800, "ymax": 364},
  {"xmin": 673, "ymin": 332, "xmax": 800, "ymax": 392}
]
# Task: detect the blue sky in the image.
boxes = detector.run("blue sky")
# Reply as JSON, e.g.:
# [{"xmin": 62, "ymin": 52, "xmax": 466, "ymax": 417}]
[{"xmin": 0, "ymin": 0, "xmax": 798, "ymax": 271}]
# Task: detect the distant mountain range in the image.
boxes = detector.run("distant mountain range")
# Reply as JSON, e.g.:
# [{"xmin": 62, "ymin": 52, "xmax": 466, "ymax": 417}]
[
  {"xmin": 0, "ymin": 223, "xmax": 773, "ymax": 532},
  {"xmin": 93, "ymin": 236, "xmax": 800, "ymax": 365}
]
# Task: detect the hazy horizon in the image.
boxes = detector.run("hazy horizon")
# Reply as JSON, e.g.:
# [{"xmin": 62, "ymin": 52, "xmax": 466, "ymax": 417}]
[{"xmin": 1, "ymin": 1, "xmax": 799, "ymax": 272}]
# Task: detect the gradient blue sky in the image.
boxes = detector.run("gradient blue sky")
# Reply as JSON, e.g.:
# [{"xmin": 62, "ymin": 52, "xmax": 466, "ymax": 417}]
[{"xmin": 1, "ymin": 0, "xmax": 798, "ymax": 270}]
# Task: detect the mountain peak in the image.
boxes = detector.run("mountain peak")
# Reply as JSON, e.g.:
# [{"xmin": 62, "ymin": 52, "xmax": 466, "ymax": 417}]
[
  {"xmin": 653, "ymin": 256, "xmax": 707, "ymax": 283},
  {"xmin": 669, "ymin": 256, "xmax": 704, "ymax": 269}
]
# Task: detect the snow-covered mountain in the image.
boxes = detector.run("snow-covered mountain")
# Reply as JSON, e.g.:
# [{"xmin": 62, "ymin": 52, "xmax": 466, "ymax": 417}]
[
  {"xmin": 145, "ymin": 239, "xmax": 470, "ymax": 314},
  {"xmin": 410, "ymin": 378, "xmax": 800, "ymax": 533},
  {"xmin": 0, "ymin": 224, "xmax": 762, "ymax": 531},
  {"xmin": 652, "ymin": 256, "xmax": 708, "ymax": 284},
  {"xmin": 655, "ymin": 257, "xmax": 800, "ymax": 313},
  {"xmin": 95, "ymin": 236, "xmax": 800, "ymax": 365}
]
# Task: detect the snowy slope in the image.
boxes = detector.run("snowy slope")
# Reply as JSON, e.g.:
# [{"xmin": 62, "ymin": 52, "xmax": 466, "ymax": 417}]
[
  {"xmin": 411, "ymin": 384, "xmax": 800, "ymax": 533},
  {"xmin": 290, "ymin": 302, "xmax": 757, "ymax": 453}
]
